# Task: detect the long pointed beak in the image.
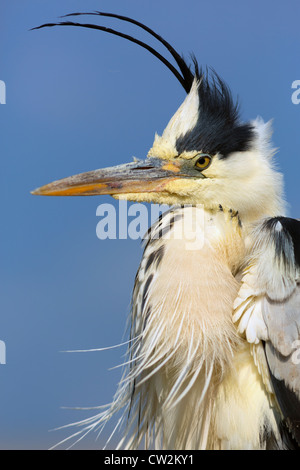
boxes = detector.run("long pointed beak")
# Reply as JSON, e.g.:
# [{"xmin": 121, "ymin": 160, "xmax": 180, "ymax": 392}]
[{"xmin": 31, "ymin": 157, "xmax": 197, "ymax": 197}]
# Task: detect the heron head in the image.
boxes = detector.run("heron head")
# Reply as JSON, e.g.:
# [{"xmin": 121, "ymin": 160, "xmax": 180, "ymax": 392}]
[{"xmin": 32, "ymin": 71, "xmax": 284, "ymax": 223}]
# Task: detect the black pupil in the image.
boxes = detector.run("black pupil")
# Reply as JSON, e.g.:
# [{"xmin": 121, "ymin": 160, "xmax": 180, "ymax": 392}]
[{"xmin": 198, "ymin": 157, "xmax": 206, "ymax": 165}]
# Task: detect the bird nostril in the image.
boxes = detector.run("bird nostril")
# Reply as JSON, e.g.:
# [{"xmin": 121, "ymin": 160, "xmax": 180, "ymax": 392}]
[{"xmin": 131, "ymin": 166, "xmax": 155, "ymax": 171}]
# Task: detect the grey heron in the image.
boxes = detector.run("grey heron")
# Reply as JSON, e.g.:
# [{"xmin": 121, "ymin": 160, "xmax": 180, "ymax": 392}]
[{"xmin": 31, "ymin": 11, "xmax": 300, "ymax": 450}]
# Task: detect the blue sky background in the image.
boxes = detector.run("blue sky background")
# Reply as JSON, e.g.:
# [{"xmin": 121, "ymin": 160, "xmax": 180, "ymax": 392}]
[{"xmin": 0, "ymin": 0, "xmax": 299, "ymax": 449}]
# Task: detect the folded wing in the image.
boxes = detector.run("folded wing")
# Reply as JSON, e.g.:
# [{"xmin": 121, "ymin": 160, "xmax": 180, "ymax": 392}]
[{"xmin": 234, "ymin": 217, "xmax": 300, "ymax": 448}]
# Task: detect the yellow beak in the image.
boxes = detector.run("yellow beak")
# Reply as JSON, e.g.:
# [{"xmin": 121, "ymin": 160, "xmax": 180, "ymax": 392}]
[{"xmin": 31, "ymin": 157, "xmax": 199, "ymax": 197}]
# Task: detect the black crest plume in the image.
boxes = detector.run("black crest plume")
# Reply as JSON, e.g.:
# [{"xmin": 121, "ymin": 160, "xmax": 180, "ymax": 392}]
[
  {"xmin": 31, "ymin": 11, "xmax": 195, "ymax": 93},
  {"xmin": 32, "ymin": 11, "xmax": 254, "ymax": 157}
]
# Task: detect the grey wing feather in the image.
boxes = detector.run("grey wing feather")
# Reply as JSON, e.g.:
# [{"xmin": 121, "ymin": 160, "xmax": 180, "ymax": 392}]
[
  {"xmin": 234, "ymin": 216, "xmax": 300, "ymax": 447},
  {"xmin": 263, "ymin": 287, "xmax": 300, "ymax": 445},
  {"xmin": 263, "ymin": 286, "xmax": 300, "ymax": 353}
]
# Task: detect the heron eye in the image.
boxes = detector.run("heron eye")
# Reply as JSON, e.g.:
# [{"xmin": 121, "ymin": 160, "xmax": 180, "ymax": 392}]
[{"xmin": 195, "ymin": 154, "xmax": 212, "ymax": 170}]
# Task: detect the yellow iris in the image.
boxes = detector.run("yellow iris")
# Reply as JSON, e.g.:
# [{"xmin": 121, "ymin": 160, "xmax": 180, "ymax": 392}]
[{"xmin": 195, "ymin": 154, "xmax": 212, "ymax": 170}]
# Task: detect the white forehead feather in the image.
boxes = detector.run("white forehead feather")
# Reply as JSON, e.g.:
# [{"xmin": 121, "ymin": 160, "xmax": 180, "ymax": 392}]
[
  {"xmin": 148, "ymin": 79, "xmax": 200, "ymax": 159},
  {"xmin": 162, "ymin": 79, "xmax": 200, "ymax": 145}
]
